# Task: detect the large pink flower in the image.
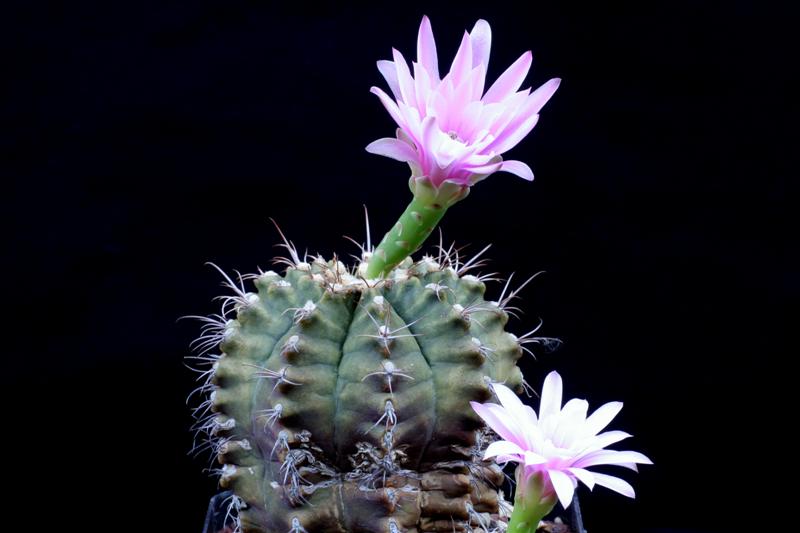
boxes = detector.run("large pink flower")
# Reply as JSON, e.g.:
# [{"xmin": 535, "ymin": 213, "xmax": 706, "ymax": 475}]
[
  {"xmin": 471, "ymin": 371, "xmax": 653, "ymax": 509},
  {"xmin": 367, "ymin": 16, "xmax": 560, "ymax": 188}
]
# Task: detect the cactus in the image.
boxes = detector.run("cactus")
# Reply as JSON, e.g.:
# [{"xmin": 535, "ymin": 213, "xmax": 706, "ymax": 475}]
[
  {"xmin": 183, "ymin": 14, "xmax": 569, "ymax": 533},
  {"xmin": 186, "ymin": 223, "xmax": 551, "ymax": 532},
  {"xmin": 183, "ymin": 14, "xmax": 650, "ymax": 533}
]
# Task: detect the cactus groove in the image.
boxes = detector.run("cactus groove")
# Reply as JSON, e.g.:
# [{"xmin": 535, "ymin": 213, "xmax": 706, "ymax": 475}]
[{"xmin": 188, "ymin": 240, "xmax": 545, "ymax": 532}]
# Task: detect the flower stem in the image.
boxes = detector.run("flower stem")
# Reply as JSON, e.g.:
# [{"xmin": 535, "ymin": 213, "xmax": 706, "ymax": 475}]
[
  {"xmin": 507, "ymin": 471, "xmax": 557, "ymax": 533},
  {"xmin": 365, "ymin": 195, "xmax": 448, "ymax": 278}
]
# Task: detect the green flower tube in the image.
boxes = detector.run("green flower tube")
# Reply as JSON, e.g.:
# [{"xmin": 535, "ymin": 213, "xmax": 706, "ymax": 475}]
[
  {"xmin": 365, "ymin": 176, "xmax": 469, "ymax": 278},
  {"xmin": 507, "ymin": 469, "xmax": 557, "ymax": 533}
]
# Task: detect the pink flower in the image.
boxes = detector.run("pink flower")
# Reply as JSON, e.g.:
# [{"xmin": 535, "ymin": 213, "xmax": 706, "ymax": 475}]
[
  {"xmin": 471, "ymin": 372, "xmax": 653, "ymax": 510},
  {"xmin": 366, "ymin": 16, "xmax": 560, "ymax": 189}
]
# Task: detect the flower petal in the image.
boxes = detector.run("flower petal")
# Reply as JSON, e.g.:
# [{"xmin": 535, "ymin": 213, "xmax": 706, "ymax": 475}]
[
  {"xmin": 365, "ymin": 137, "xmax": 417, "ymax": 163},
  {"xmin": 539, "ymin": 371, "xmax": 563, "ymax": 420},
  {"xmin": 552, "ymin": 398, "xmax": 590, "ymax": 448},
  {"xmin": 526, "ymin": 77, "xmax": 561, "ymax": 114},
  {"xmin": 370, "ymin": 86, "xmax": 405, "ymax": 128},
  {"xmin": 492, "ymin": 383, "xmax": 529, "ymax": 423},
  {"xmin": 469, "ymin": 19, "xmax": 492, "ymax": 69},
  {"xmin": 498, "ymin": 160, "xmax": 534, "ymax": 181},
  {"xmin": 592, "ymin": 473, "xmax": 636, "ymax": 498},
  {"xmin": 595, "ymin": 429, "xmax": 632, "ymax": 448},
  {"xmin": 417, "ymin": 15, "xmax": 439, "ymax": 82},
  {"xmin": 486, "ymin": 113, "xmax": 540, "ymax": 155},
  {"xmin": 462, "ymin": 161, "xmax": 502, "ymax": 176},
  {"xmin": 524, "ymin": 450, "xmax": 547, "ymax": 465},
  {"xmin": 572, "ymin": 450, "xmax": 653, "ymax": 470},
  {"xmin": 585, "ymin": 401, "xmax": 623, "ymax": 436},
  {"xmin": 377, "ymin": 60, "xmax": 401, "ymax": 101},
  {"xmin": 484, "ymin": 439, "xmax": 525, "ymax": 461},
  {"xmin": 413, "ymin": 62, "xmax": 434, "ymax": 113},
  {"xmin": 567, "ymin": 468, "xmax": 595, "ymax": 490},
  {"xmin": 420, "ymin": 115, "xmax": 441, "ymax": 169},
  {"xmin": 482, "ymin": 79, "xmax": 558, "ymax": 154},
  {"xmin": 449, "ymin": 31, "xmax": 473, "ymax": 86},
  {"xmin": 577, "ymin": 430, "xmax": 633, "ymax": 456},
  {"xmin": 548, "ymin": 469, "xmax": 575, "ymax": 510},
  {"xmin": 469, "ymin": 401, "xmax": 527, "ymax": 448},
  {"xmin": 482, "ymin": 51, "xmax": 532, "ymax": 104},
  {"xmin": 469, "ymin": 63, "xmax": 487, "ymax": 103},
  {"xmin": 392, "ymin": 48, "xmax": 417, "ymax": 107}
]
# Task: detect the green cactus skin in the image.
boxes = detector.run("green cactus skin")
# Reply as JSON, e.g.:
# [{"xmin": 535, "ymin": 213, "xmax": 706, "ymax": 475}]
[{"xmin": 188, "ymin": 239, "xmax": 545, "ymax": 533}]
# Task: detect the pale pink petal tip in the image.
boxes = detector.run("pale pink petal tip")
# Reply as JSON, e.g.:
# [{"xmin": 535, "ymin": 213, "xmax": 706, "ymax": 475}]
[
  {"xmin": 482, "ymin": 50, "xmax": 533, "ymax": 103},
  {"xmin": 469, "ymin": 19, "xmax": 492, "ymax": 68},
  {"xmin": 417, "ymin": 16, "xmax": 438, "ymax": 72},
  {"xmin": 539, "ymin": 370, "xmax": 563, "ymax": 417}
]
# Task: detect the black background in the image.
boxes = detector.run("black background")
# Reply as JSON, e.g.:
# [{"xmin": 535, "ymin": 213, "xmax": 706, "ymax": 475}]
[{"xmin": 5, "ymin": 1, "xmax": 793, "ymax": 532}]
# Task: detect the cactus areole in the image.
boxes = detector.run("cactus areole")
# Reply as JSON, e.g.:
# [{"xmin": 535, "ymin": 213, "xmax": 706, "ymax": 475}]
[{"xmin": 188, "ymin": 240, "xmax": 541, "ymax": 532}]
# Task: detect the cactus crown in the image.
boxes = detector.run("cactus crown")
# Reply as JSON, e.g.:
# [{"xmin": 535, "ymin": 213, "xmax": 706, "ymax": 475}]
[{"xmin": 186, "ymin": 223, "xmax": 553, "ymax": 532}]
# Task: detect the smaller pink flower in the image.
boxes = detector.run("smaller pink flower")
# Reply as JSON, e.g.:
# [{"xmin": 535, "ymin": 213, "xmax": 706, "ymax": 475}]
[
  {"xmin": 471, "ymin": 371, "xmax": 653, "ymax": 509},
  {"xmin": 367, "ymin": 16, "xmax": 560, "ymax": 189}
]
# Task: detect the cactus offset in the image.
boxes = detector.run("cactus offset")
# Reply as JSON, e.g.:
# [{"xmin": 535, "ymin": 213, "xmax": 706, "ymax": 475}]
[{"xmin": 186, "ymin": 225, "xmax": 554, "ymax": 533}]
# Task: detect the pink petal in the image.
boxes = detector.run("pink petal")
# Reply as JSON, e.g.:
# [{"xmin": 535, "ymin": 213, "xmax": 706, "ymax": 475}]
[
  {"xmin": 524, "ymin": 450, "xmax": 547, "ymax": 465},
  {"xmin": 417, "ymin": 15, "xmax": 439, "ymax": 82},
  {"xmin": 484, "ymin": 440, "xmax": 525, "ymax": 461},
  {"xmin": 562, "ymin": 398, "xmax": 589, "ymax": 417},
  {"xmin": 469, "ymin": 63, "xmax": 487, "ymax": 102},
  {"xmin": 469, "ymin": 19, "xmax": 492, "ymax": 69},
  {"xmin": 469, "ymin": 401, "xmax": 527, "ymax": 448},
  {"xmin": 454, "ymin": 100, "xmax": 484, "ymax": 140},
  {"xmin": 462, "ymin": 161, "xmax": 502, "ymax": 176},
  {"xmin": 527, "ymin": 77, "xmax": 561, "ymax": 114},
  {"xmin": 539, "ymin": 371, "xmax": 563, "ymax": 420},
  {"xmin": 523, "ymin": 404, "xmax": 538, "ymax": 425},
  {"xmin": 365, "ymin": 137, "xmax": 418, "ymax": 163},
  {"xmin": 420, "ymin": 115, "xmax": 439, "ymax": 169},
  {"xmin": 548, "ymin": 469, "xmax": 575, "ymax": 510},
  {"xmin": 413, "ymin": 62, "xmax": 433, "ymax": 113},
  {"xmin": 377, "ymin": 60, "xmax": 401, "ymax": 101},
  {"xmin": 486, "ymin": 113, "xmax": 539, "ymax": 154},
  {"xmin": 449, "ymin": 31, "xmax": 473, "ymax": 86},
  {"xmin": 370, "ymin": 86, "xmax": 406, "ymax": 128},
  {"xmin": 492, "ymin": 383, "xmax": 530, "ymax": 426},
  {"xmin": 481, "ymin": 89, "xmax": 527, "ymax": 134},
  {"xmin": 585, "ymin": 401, "xmax": 623, "ymax": 436},
  {"xmin": 484, "ymin": 79, "xmax": 558, "ymax": 153},
  {"xmin": 450, "ymin": 75, "xmax": 478, "ymax": 127},
  {"xmin": 498, "ymin": 160, "xmax": 534, "ymax": 181},
  {"xmin": 586, "ymin": 430, "xmax": 633, "ymax": 451},
  {"xmin": 591, "ymin": 473, "xmax": 636, "ymax": 498},
  {"xmin": 483, "ymin": 51, "xmax": 532, "ymax": 104},
  {"xmin": 392, "ymin": 48, "xmax": 417, "ymax": 108},
  {"xmin": 567, "ymin": 468, "xmax": 595, "ymax": 490},
  {"xmin": 552, "ymin": 398, "xmax": 590, "ymax": 447},
  {"xmin": 573, "ymin": 450, "xmax": 653, "ymax": 470},
  {"xmin": 396, "ymin": 127, "xmax": 414, "ymax": 145},
  {"xmin": 397, "ymin": 100, "xmax": 423, "ymax": 130}
]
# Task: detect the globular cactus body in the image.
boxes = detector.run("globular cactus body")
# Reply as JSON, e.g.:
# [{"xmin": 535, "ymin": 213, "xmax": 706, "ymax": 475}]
[{"xmin": 189, "ymin": 244, "xmax": 537, "ymax": 533}]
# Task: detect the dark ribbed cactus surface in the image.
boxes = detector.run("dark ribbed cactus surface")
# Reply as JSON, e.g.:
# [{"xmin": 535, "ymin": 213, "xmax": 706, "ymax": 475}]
[{"xmin": 189, "ymin": 247, "xmax": 539, "ymax": 532}]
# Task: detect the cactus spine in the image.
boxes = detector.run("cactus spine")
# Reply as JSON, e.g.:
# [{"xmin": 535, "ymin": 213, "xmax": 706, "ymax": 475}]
[{"xmin": 188, "ymin": 228, "xmax": 546, "ymax": 532}]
